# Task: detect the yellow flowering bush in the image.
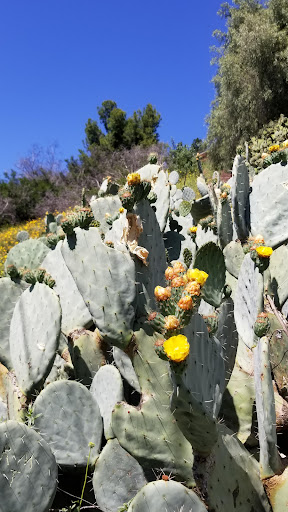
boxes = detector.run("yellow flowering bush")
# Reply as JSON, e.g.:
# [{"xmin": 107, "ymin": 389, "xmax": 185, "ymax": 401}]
[
  {"xmin": 186, "ymin": 268, "xmax": 208, "ymax": 287},
  {"xmin": 163, "ymin": 335, "xmax": 190, "ymax": 362},
  {"xmin": 255, "ymin": 246, "xmax": 273, "ymax": 258}
]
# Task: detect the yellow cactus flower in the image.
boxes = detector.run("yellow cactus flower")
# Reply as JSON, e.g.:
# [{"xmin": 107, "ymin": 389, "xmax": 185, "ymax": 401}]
[
  {"xmin": 269, "ymin": 144, "xmax": 280, "ymax": 153},
  {"xmin": 154, "ymin": 286, "xmax": 171, "ymax": 301},
  {"xmin": 178, "ymin": 295, "xmax": 193, "ymax": 311},
  {"xmin": 255, "ymin": 246, "xmax": 273, "ymax": 258},
  {"xmin": 186, "ymin": 268, "xmax": 208, "ymax": 287},
  {"xmin": 163, "ymin": 335, "xmax": 190, "ymax": 362},
  {"xmin": 164, "ymin": 316, "xmax": 180, "ymax": 331},
  {"xmin": 189, "ymin": 226, "xmax": 198, "ymax": 233},
  {"xmin": 127, "ymin": 173, "xmax": 141, "ymax": 186},
  {"xmin": 119, "ymin": 207, "xmax": 124, "ymax": 214}
]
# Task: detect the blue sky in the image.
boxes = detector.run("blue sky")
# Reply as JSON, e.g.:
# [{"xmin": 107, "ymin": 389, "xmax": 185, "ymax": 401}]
[{"xmin": 0, "ymin": 0, "xmax": 225, "ymax": 176}]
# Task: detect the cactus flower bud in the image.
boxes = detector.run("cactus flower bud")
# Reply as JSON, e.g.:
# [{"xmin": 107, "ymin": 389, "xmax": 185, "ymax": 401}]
[
  {"xmin": 154, "ymin": 286, "xmax": 171, "ymax": 301},
  {"xmin": 171, "ymin": 276, "xmax": 185, "ymax": 288},
  {"xmin": 165, "ymin": 267, "xmax": 175, "ymax": 280},
  {"xmin": 164, "ymin": 315, "xmax": 180, "ymax": 330},
  {"xmin": 185, "ymin": 281, "xmax": 201, "ymax": 296},
  {"xmin": 178, "ymin": 296, "xmax": 193, "ymax": 311},
  {"xmin": 173, "ymin": 261, "xmax": 185, "ymax": 274}
]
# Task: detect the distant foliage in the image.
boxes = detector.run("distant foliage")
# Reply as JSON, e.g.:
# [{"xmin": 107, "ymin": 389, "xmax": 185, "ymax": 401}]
[
  {"xmin": 207, "ymin": 0, "xmax": 288, "ymax": 169},
  {"xmin": 67, "ymin": 100, "xmax": 162, "ymax": 177},
  {"xmin": 167, "ymin": 138, "xmax": 205, "ymax": 178}
]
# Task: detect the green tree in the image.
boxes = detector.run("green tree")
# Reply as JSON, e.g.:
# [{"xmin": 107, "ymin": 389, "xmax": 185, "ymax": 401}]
[
  {"xmin": 67, "ymin": 100, "xmax": 162, "ymax": 175},
  {"xmin": 207, "ymin": 0, "xmax": 288, "ymax": 168},
  {"xmin": 97, "ymin": 100, "xmax": 117, "ymax": 132}
]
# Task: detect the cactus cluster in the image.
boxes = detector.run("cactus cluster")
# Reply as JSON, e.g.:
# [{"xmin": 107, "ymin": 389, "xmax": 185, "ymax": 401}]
[{"xmin": 1, "ymin": 158, "xmax": 288, "ymax": 511}]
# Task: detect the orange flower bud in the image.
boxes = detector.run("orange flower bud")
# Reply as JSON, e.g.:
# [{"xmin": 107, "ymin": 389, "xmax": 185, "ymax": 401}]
[
  {"xmin": 171, "ymin": 276, "xmax": 185, "ymax": 288},
  {"xmin": 254, "ymin": 234, "xmax": 265, "ymax": 244},
  {"xmin": 178, "ymin": 296, "xmax": 193, "ymax": 311},
  {"xmin": 172, "ymin": 261, "xmax": 185, "ymax": 274},
  {"xmin": 185, "ymin": 281, "xmax": 201, "ymax": 296},
  {"xmin": 164, "ymin": 316, "xmax": 180, "ymax": 330},
  {"xmin": 165, "ymin": 266, "xmax": 175, "ymax": 281},
  {"xmin": 154, "ymin": 286, "xmax": 171, "ymax": 301}
]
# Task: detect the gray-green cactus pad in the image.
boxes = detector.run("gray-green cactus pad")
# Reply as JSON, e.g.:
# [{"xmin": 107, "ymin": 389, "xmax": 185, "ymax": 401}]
[
  {"xmin": 70, "ymin": 330, "xmax": 106, "ymax": 387},
  {"xmin": 253, "ymin": 337, "xmax": 282, "ymax": 479},
  {"xmin": 113, "ymin": 346, "xmax": 141, "ymax": 393},
  {"xmin": 90, "ymin": 365, "xmax": 124, "ymax": 439},
  {"xmin": 137, "ymin": 163, "xmax": 160, "ymax": 181},
  {"xmin": 194, "ymin": 242, "xmax": 226, "ymax": 307},
  {"xmin": 111, "ymin": 325, "xmax": 195, "ymax": 487},
  {"xmin": 0, "ymin": 278, "xmax": 28, "ymax": 369},
  {"xmin": 93, "ymin": 439, "xmax": 147, "ymax": 512},
  {"xmin": 169, "ymin": 170, "xmax": 179, "ymax": 185},
  {"xmin": 42, "ymin": 243, "xmax": 93, "ymax": 335},
  {"xmin": 220, "ymin": 363, "xmax": 256, "ymax": 445},
  {"xmin": 127, "ymin": 480, "xmax": 207, "ymax": 512},
  {"xmin": 216, "ymin": 298, "xmax": 238, "ymax": 384},
  {"xmin": 0, "ymin": 420, "xmax": 58, "ymax": 512},
  {"xmin": 231, "ymin": 155, "xmax": 250, "ymax": 240},
  {"xmin": 195, "ymin": 225, "xmax": 218, "ymax": 249},
  {"xmin": 16, "ymin": 230, "xmax": 29, "ymax": 242},
  {"xmin": 191, "ymin": 194, "xmax": 212, "ymax": 224},
  {"xmin": 170, "ymin": 314, "xmax": 225, "ymax": 455},
  {"xmin": 223, "ymin": 241, "xmax": 245, "ymax": 279},
  {"xmin": 9, "ymin": 283, "xmax": 61, "ymax": 395},
  {"xmin": 234, "ymin": 254, "xmax": 261, "ymax": 349},
  {"xmin": 153, "ymin": 170, "xmax": 170, "ymax": 231},
  {"xmin": 197, "ymin": 176, "xmax": 208, "ymax": 197},
  {"xmin": 4, "ymin": 238, "xmax": 50, "ymax": 272},
  {"xmin": 163, "ymin": 231, "xmax": 186, "ymax": 262},
  {"xmin": 268, "ymin": 313, "xmax": 288, "ymax": 396},
  {"xmin": 90, "ymin": 195, "xmax": 122, "ymax": 234},
  {"xmin": 61, "ymin": 227, "xmax": 136, "ymax": 348},
  {"xmin": 134, "ymin": 201, "xmax": 167, "ymax": 317},
  {"xmin": 217, "ymin": 199, "xmax": 233, "ymax": 249},
  {"xmin": 202, "ymin": 424, "xmax": 271, "ymax": 512},
  {"xmin": 269, "ymin": 245, "xmax": 288, "ymax": 307},
  {"xmin": 33, "ymin": 380, "xmax": 102, "ymax": 467},
  {"xmin": 250, "ymin": 162, "xmax": 288, "ymax": 247}
]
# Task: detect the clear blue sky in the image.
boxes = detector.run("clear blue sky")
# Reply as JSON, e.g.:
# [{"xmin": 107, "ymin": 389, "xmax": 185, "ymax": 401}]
[{"xmin": 0, "ymin": 0, "xmax": 225, "ymax": 176}]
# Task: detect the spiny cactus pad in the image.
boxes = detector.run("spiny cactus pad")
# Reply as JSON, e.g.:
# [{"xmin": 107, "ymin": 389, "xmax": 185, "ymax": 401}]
[
  {"xmin": 33, "ymin": 380, "xmax": 102, "ymax": 467},
  {"xmin": 127, "ymin": 480, "xmax": 207, "ymax": 512},
  {"xmin": 93, "ymin": 439, "xmax": 147, "ymax": 512},
  {"xmin": 9, "ymin": 283, "xmax": 61, "ymax": 395},
  {"xmin": 61, "ymin": 227, "xmax": 136, "ymax": 347},
  {"xmin": 0, "ymin": 420, "xmax": 58, "ymax": 512}
]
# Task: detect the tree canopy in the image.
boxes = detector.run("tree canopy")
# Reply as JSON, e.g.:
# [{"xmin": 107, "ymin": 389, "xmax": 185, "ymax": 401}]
[
  {"xmin": 67, "ymin": 100, "xmax": 162, "ymax": 175},
  {"xmin": 207, "ymin": 0, "xmax": 288, "ymax": 168}
]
